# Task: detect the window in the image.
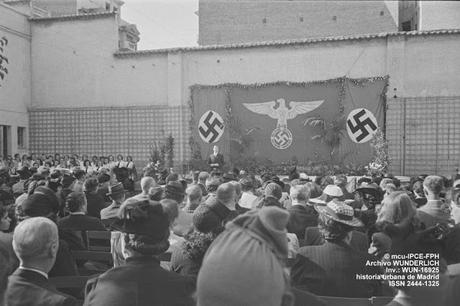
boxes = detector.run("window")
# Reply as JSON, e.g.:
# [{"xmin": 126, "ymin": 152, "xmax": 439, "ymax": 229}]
[{"xmin": 17, "ymin": 127, "xmax": 25, "ymax": 148}]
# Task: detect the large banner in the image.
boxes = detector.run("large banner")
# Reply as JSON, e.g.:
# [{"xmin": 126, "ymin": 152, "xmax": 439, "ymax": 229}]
[{"xmin": 190, "ymin": 76, "xmax": 388, "ymax": 167}]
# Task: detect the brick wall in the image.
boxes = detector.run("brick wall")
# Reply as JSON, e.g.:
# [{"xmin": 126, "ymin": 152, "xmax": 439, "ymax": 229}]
[
  {"xmin": 387, "ymin": 96, "xmax": 460, "ymax": 176},
  {"xmin": 198, "ymin": 0, "xmax": 397, "ymax": 45},
  {"xmin": 29, "ymin": 105, "xmax": 191, "ymax": 170}
]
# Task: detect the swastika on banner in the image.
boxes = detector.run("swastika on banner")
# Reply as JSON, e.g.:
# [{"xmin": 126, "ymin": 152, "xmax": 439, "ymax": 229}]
[
  {"xmin": 271, "ymin": 127, "xmax": 293, "ymax": 150},
  {"xmin": 198, "ymin": 110, "xmax": 225, "ymax": 143},
  {"xmin": 346, "ymin": 108, "xmax": 378, "ymax": 144}
]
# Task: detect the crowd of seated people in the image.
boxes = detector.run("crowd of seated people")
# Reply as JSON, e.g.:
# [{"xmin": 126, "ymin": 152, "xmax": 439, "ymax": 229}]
[{"xmin": 1, "ymin": 156, "xmax": 460, "ymax": 305}]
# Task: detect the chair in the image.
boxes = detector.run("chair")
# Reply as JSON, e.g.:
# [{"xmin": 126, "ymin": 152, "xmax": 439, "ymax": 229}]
[
  {"xmin": 50, "ymin": 275, "xmax": 98, "ymax": 302},
  {"xmin": 85, "ymin": 230, "xmax": 111, "ymax": 252},
  {"xmin": 72, "ymin": 250, "xmax": 113, "ymax": 264},
  {"xmin": 319, "ymin": 296, "xmax": 371, "ymax": 306},
  {"xmin": 49, "ymin": 275, "xmax": 95, "ymax": 290}
]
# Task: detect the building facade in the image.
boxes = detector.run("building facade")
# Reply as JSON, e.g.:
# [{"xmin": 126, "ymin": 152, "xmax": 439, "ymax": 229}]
[{"xmin": 198, "ymin": 0, "xmax": 399, "ymax": 45}]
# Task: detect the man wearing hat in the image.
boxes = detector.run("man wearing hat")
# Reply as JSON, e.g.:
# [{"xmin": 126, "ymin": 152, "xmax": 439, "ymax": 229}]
[
  {"xmin": 351, "ymin": 181, "xmax": 381, "ymax": 229},
  {"xmin": 291, "ymin": 200, "xmax": 382, "ymax": 298},
  {"xmin": 193, "ymin": 182, "xmax": 238, "ymax": 234},
  {"xmin": 83, "ymin": 200, "xmax": 195, "ymax": 306},
  {"xmin": 100, "ymin": 182, "xmax": 125, "ymax": 225}
]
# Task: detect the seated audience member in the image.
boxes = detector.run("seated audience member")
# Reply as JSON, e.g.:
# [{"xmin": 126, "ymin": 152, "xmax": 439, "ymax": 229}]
[
  {"xmin": 84, "ymin": 178, "xmax": 107, "ymax": 219},
  {"xmin": 0, "ymin": 240, "xmax": 13, "ymax": 301},
  {"xmin": 47, "ymin": 170, "xmax": 62, "ymax": 192},
  {"xmin": 149, "ymin": 185, "xmax": 163, "ymax": 201},
  {"xmin": 20, "ymin": 189, "xmax": 78, "ymax": 277},
  {"xmin": 57, "ymin": 174, "xmax": 76, "ymax": 217},
  {"xmin": 58, "ymin": 192, "xmax": 106, "ymax": 232},
  {"xmin": 417, "ymin": 175, "xmax": 452, "ymax": 228},
  {"xmin": 72, "ymin": 169, "xmax": 86, "ymax": 192},
  {"xmin": 127, "ymin": 176, "xmax": 156, "ymax": 202},
  {"xmin": 309, "ymin": 176, "xmax": 323, "ymax": 198},
  {"xmin": 163, "ymin": 181, "xmax": 186, "ymax": 206},
  {"xmin": 193, "ymin": 196, "xmax": 231, "ymax": 235},
  {"xmin": 287, "ymin": 185, "xmax": 318, "ymax": 240},
  {"xmin": 11, "ymin": 166, "xmax": 30, "ymax": 198},
  {"xmin": 451, "ymin": 179, "xmax": 460, "ymax": 224},
  {"xmin": 197, "ymin": 206, "xmax": 325, "ymax": 306},
  {"xmin": 100, "ymin": 182, "xmax": 125, "ymax": 225},
  {"xmin": 256, "ymin": 182, "xmax": 283, "ymax": 208},
  {"xmin": 84, "ymin": 200, "xmax": 195, "ymax": 306},
  {"xmin": 291, "ymin": 200, "xmax": 382, "ymax": 298},
  {"xmin": 191, "ymin": 182, "xmax": 239, "ymax": 235},
  {"xmin": 4, "ymin": 217, "xmax": 77, "ymax": 306},
  {"xmin": 171, "ymin": 210, "xmax": 221, "ymax": 279},
  {"xmin": 96, "ymin": 173, "xmax": 112, "ymax": 204},
  {"xmin": 14, "ymin": 179, "xmax": 30, "ymax": 210},
  {"xmin": 238, "ymin": 177, "xmax": 258, "ymax": 209},
  {"xmin": 412, "ymin": 180, "xmax": 427, "ymax": 208},
  {"xmin": 184, "ymin": 185, "xmax": 202, "ymax": 213},
  {"xmin": 371, "ymin": 191, "xmax": 460, "ymax": 263},
  {"xmin": 335, "ymin": 174, "xmax": 354, "ymax": 200},
  {"xmin": 204, "ymin": 177, "xmax": 220, "ymax": 200},
  {"xmin": 352, "ymin": 182, "xmax": 381, "ymax": 229},
  {"xmin": 160, "ymin": 198, "xmax": 188, "ymax": 250},
  {"xmin": 197, "ymin": 171, "xmax": 209, "ymax": 197}
]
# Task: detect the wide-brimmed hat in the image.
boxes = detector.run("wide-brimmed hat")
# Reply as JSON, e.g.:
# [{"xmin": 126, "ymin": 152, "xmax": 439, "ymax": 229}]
[
  {"xmin": 309, "ymin": 184, "xmax": 343, "ymax": 205},
  {"xmin": 112, "ymin": 200, "xmax": 169, "ymax": 241},
  {"xmin": 315, "ymin": 199, "xmax": 363, "ymax": 227}
]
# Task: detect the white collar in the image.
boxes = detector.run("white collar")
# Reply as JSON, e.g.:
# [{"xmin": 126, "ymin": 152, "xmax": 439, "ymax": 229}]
[
  {"xmin": 70, "ymin": 212, "xmax": 85, "ymax": 216},
  {"xmin": 19, "ymin": 266, "xmax": 48, "ymax": 279}
]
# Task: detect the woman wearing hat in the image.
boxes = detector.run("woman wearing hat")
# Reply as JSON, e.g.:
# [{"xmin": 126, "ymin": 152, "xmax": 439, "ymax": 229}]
[
  {"xmin": 84, "ymin": 200, "xmax": 194, "ymax": 306},
  {"xmin": 291, "ymin": 199, "xmax": 382, "ymax": 298}
]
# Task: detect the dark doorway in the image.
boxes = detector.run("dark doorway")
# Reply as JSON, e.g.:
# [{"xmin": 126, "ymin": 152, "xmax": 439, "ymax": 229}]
[{"xmin": 0, "ymin": 125, "xmax": 10, "ymax": 158}]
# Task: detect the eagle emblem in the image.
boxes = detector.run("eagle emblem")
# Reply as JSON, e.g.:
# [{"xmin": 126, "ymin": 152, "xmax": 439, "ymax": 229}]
[{"xmin": 243, "ymin": 99, "xmax": 324, "ymax": 149}]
